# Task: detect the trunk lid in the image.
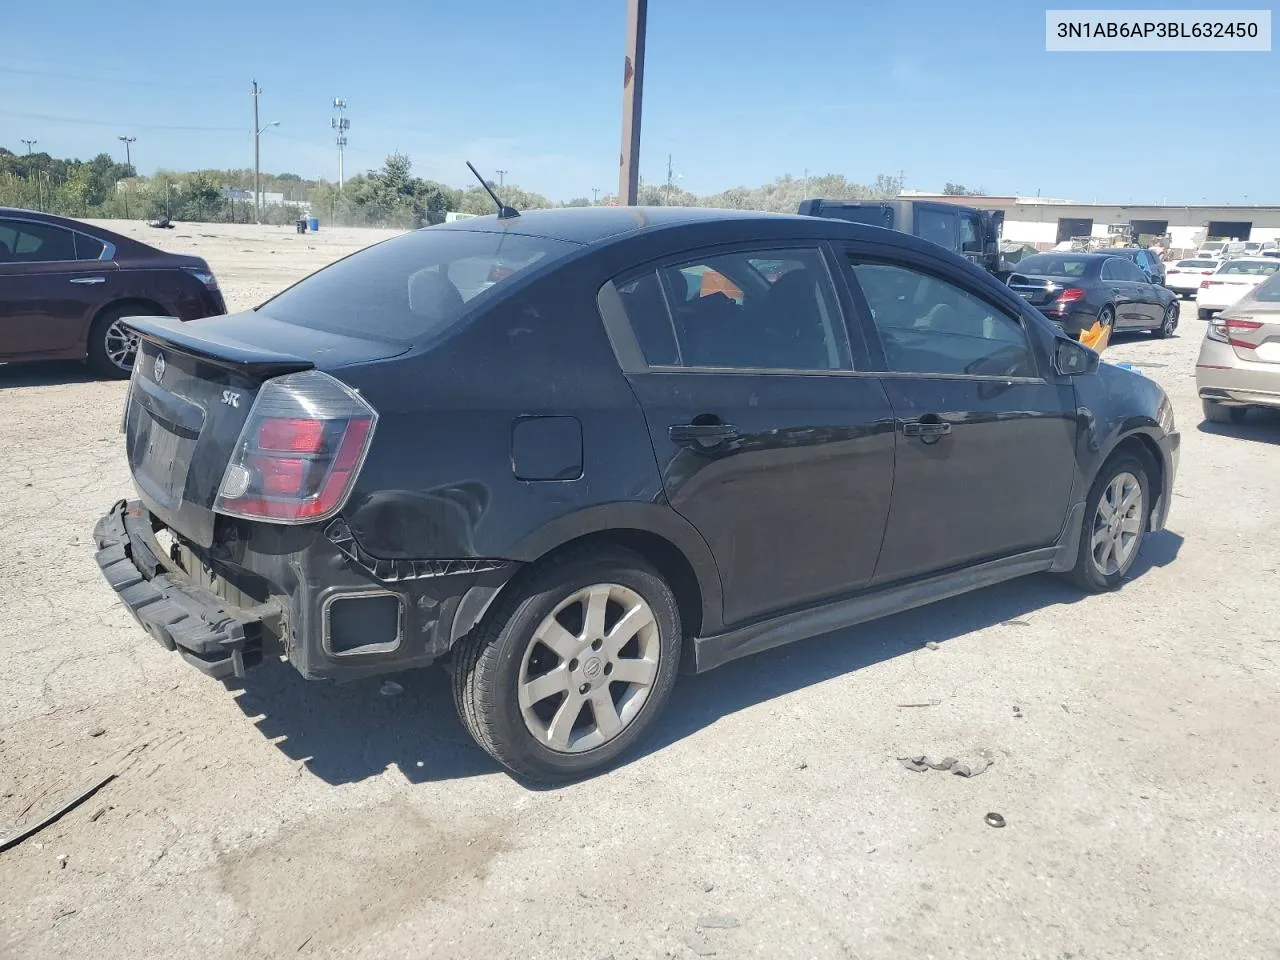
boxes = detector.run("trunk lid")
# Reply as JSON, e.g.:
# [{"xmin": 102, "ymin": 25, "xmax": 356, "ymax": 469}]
[{"xmin": 123, "ymin": 312, "xmax": 406, "ymax": 546}]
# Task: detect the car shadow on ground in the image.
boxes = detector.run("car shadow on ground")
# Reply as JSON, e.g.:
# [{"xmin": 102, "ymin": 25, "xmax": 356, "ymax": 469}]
[
  {"xmin": 1196, "ymin": 407, "xmax": 1280, "ymax": 445},
  {"xmin": 0, "ymin": 360, "xmax": 104, "ymax": 387},
  {"xmin": 228, "ymin": 531, "xmax": 1183, "ymax": 787}
]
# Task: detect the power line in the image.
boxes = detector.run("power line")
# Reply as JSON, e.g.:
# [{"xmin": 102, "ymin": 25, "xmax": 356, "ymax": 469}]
[
  {"xmin": 0, "ymin": 65, "xmax": 241, "ymax": 92},
  {"xmin": 0, "ymin": 110, "xmax": 240, "ymax": 132}
]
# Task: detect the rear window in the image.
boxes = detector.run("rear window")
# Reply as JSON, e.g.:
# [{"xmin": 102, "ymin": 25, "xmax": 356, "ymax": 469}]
[
  {"xmin": 1015, "ymin": 255, "xmax": 1091, "ymax": 277},
  {"xmin": 1218, "ymin": 260, "xmax": 1280, "ymax": 276},
  {"xmin": 1253, "ymin": 274, "xmax": 1280, "ymax": 301},
  {"xmin": 258, "ymin": 228, "xmax": 579, "ymax": 342},
  {"xmin": 1176, "ymin": 259, "xmax": 1218, "ymax": 268}
]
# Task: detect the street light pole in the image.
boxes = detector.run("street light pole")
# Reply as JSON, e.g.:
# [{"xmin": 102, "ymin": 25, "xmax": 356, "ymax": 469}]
[
  {"xmin": 252, "ymin": 80, "xmax": 261, "ymax": 223},
  {"xmin": 21, "ymin": 139, "xmax": 42, "ymax": 211},
  {"xmin": 617, "ymin": 0, "xmax": 647, "ymax": 205},
  {"xmin": 251, "ymin": 81, "xmax": 280, "ymax": 225},
  {"xmin": 495, "ymin": 169, "xmax": 508, "ymax": 187},
  {"xmin": 118, "ymin": 136, "xmax": 136, "ymax": 219}
]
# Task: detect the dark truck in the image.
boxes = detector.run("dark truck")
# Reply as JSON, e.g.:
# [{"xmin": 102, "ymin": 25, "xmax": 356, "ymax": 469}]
[{"xmin": 798, "ymin": 198, "xmax": 1007, "ymax": 278}]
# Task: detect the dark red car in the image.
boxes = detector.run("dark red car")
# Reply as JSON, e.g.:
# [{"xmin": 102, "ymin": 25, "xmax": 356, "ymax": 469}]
[{"xmin": 0, "ymin": 208, "xmax": 226, "ymax": 377}]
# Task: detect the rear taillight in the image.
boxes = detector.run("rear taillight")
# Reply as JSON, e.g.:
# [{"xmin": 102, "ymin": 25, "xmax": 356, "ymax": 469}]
[
  {"xmin": 1201, "ymin": 280, "xmax": 1214, "ymax": 288},
  {"xmin": 1224, "ymin": 317, "xmax": 1263, "ymax": 349},
  {"xmin": 1056, "ymin": 287, "xmax": 1086, "ymax": 303},
  {"xmin": 214, "ymin": 370, "xmax": 377, "ymax": 524}
]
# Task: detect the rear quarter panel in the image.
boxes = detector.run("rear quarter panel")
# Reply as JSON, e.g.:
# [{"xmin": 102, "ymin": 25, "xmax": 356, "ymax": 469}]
[{"xmin": 334, "ymin": 255, "xmax": 670, "ymax": 564}]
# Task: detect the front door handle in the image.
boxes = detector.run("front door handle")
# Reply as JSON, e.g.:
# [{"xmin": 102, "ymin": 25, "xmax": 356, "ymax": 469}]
[
  {"xmin": 901, "ymin": 419, "xmax": 952, "ymax": 439},
  {"xmin": 70, "ymin": 276, "xmax": 106, "ymax": 285},
  {"xmin": 669, "ymin": 423, "xmax": 740, "ymax": 446}
]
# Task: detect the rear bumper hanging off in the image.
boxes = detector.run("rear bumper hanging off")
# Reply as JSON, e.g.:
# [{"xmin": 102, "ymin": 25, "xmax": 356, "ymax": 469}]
[{"xmin": 93, "ymin": 500, "xmax": 281, "ymax": 680}]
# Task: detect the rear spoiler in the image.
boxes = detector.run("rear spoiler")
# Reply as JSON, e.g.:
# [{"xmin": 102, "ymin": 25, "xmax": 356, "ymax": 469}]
[{"xmin": 125, "ymin": 316, "xmax": 313, "ymax": 378}]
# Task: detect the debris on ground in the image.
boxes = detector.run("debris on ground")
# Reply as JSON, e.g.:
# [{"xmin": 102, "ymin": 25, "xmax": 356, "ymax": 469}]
[
  {"xmin": 924, "ymin": 641, "xmax": 940, "ymax": 650},
  {"xmin": 1013, "ymin": 705, "xmax": 1023, "ymax": 719},
  {"xmin": 985, "ymin": 812, "xmax": 1007, "ymax": 828},
  {"xmin": 57, "ymin": 853, "xmax": 68, "ymax": 869},
  {"xmin": 897, "ymin": 699, "xmax": 942, "ymax": 708},
  {"xmin": 684, "ymin": 934, "xmax": 717, "ymax": 956},
  {"xmin": 696, "ymin": 915, "xmax": 740, "ymax": 930},
  {"xmin": 379, "ymin": 680, "xmax": 404, "ymax": 697},
  {"xmin": 897, "ymin": 754, "xmax": 993, "ymax": 778},
  {"xmin": 87, "ymin": 727, "xmax": 106, "ymax": 738},
  {"xmin": 0, "ymin": 774, "xmax": 117, "ymax": 853},
  {"xmin": 702, "ymin": 881, "xmax": 715, "ymax": 893}
]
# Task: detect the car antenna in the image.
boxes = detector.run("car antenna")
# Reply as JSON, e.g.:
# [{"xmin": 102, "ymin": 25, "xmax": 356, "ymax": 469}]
[{"xmin": 466, "ymin": 161, "xmax": 519, "ymax": 220}]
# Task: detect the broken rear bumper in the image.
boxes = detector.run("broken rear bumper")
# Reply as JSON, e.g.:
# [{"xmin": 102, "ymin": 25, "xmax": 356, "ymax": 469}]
[
  {"xmin": 93, "ymin": 500, "xmax": 520, "ymax": 684},
  {"xmin": 94, "ymin": 500, "xmax": 282, "ymax": 680}
]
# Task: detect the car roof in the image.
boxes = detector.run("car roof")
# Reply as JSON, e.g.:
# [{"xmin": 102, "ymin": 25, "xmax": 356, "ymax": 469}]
[
  {"xmin": 430, "ymin": 205, "xmax": 832, "ymax": 246},
  {"xmin": 1093, "ymin": 247, "xmax": 1144, "ymax": 255},
  {"xmin": 1024, "ymin": 252, "xmax": 1108, "ymax": 261},
  {"xmin": 1217, "ymin": 257, "xmax": 1277, "ymax": 265}
]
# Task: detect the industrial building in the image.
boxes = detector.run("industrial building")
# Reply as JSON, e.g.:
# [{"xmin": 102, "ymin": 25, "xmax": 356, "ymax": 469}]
[{"xmin": 904, "ymin": 193, "xmax": 1280, "ymax": 253}]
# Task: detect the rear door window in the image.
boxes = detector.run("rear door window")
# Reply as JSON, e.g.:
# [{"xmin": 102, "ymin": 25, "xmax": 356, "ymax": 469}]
[
  {"xmin": 609, "ymin": 247, "xmax": 851, "ymax": 372},
  {"xmin": 258, "ymin": 228, "xmax": 580, "ymax": 343},
  {"xmin": 75, "ymin": 233, "xmax": 106, "ymax": 260},
  {"xmin": 0, "ymin": 219, "xmax": 77, "ymax": 263}
]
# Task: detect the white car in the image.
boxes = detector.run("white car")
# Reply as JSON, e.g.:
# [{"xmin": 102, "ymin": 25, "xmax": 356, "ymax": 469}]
[
  {"xmin": 1165, "ymin": 258, "xmax": 1222, "ymax": 299},
  {"xmin": 1196, "ymin": 241, "xmax": 1228, "ymax": 258},
  {"xmin": 1195, "ymin": 257, "xmax": 1280, "ymax": 319}
]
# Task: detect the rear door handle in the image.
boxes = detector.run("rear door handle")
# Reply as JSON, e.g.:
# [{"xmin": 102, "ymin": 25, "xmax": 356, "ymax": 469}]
[
  {"xmin": 901, "ymin": 419, "xmax": 951, "ymax": 439},
  {"xmin": 669, "ymin": 423, "xmax": 740, "ymax": 446},
  {"xmin": 70, "ymin": 276, "xmax": 106, "ymax": 285}
]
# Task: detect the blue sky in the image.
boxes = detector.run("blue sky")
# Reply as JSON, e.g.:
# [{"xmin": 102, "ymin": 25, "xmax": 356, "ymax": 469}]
[{"xmin": 3, "ymin": 0, "xmax": 1276, "ymax": 202}]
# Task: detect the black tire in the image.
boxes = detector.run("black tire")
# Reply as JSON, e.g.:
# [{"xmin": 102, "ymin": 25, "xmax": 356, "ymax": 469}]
[
  {"xmin": 451, "ymin": 547, "xmax": 682, "ymax": 782},
  {"xmin": 1155, "ymin": 300, "xmax": 1178, "ymax": 338},
  {"xmin": 1197, "ymin": 308, "xmax": 1213, "ymax": 321},
  {"xmin": 1202, "ymin": 399, "xmax": 1247, "ymax": 425},
  {"xmin": 87, "ymin": 303, "xmax": 158, "ymax": 379},
  {"xmin": 1067, "ymin": 453, "xmax": 1151, "ymax": 593}
]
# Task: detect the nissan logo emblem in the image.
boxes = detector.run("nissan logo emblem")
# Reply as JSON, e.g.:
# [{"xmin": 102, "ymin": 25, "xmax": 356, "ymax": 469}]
[{"xmin": 153, "ymin": 352, "xmax": 166, "ymax": 384}]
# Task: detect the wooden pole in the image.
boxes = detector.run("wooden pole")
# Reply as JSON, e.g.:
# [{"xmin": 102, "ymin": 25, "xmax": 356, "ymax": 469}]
[{"xmin": 618, "ymin": 0, "xmax": 647, "ymax": 205}]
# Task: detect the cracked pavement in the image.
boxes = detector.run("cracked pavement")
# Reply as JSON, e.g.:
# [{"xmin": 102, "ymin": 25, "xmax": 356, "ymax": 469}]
[{"xmin": 2, "ymin": 222, "xmax": 1279, "ymax": 960}]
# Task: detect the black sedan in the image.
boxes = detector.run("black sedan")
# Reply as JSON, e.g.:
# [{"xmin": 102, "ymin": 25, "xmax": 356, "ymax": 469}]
[
  {"xmin": 1008, "ymin": 252, "xmax": 1180, "ymax": 342},
  {"xmin": 93, "ymin": 207, "xmax": 1179, "ymax": 781}
]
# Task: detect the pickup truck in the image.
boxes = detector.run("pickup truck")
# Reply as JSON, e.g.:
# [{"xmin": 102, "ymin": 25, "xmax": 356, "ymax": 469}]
[{"xmin": 797, "ymin": 198, "xmax": 1006, "ymax": 277}]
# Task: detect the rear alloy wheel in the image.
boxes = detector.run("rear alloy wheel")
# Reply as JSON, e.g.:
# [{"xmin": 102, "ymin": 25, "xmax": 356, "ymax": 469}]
[
  {"xmin": 87, "ymin": 304, "xmax": 157, "ymax": 379},
  {"xmin": 1067, "ymin": 454, "xmax": 1150, "ymax": 592},
  {"xmin": 452, "ymin": 548, "xmax": 682, "ymax": 782},
  {"xmin": 1202, "ymin": 399, "xmax": 1247, "ymax": 425},
  {"xmin": 1156, "ymin": 300, "xmax": 1179, "ymax": 338}
]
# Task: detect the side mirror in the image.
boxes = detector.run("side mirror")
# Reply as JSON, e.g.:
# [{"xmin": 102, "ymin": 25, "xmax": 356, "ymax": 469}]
[{"xmin": 1054, "ymin": 338, "xmax": 1099, "ymax": 377}]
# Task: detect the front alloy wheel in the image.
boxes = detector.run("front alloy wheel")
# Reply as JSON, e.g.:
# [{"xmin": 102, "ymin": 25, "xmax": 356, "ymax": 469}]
[
  {"xmin": 1068, "ymin": 454, "xmax": 1150, "ymax": 592},
  {"xmin": 1089, "ymin": 472, "xmax": 1143, "ymax": 577}
]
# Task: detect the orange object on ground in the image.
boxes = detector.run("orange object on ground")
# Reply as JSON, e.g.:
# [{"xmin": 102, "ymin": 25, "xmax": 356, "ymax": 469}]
[{"xmin": 1079, "ymin": 319, "xmax": 1112, "ymax": 353}]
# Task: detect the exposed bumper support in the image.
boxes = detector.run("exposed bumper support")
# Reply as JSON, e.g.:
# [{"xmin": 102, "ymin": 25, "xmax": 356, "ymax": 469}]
[{"xmin": 93, "ymin": 500, "xmax": 281, "ymax": 680}]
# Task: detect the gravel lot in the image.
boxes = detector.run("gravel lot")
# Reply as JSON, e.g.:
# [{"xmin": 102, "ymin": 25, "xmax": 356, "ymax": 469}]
[{"xmin": 2, "ymin": 221, "xmax": 1278, "ymax": 960}]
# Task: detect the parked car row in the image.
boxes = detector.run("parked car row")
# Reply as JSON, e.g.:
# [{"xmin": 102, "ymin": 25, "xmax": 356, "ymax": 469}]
[
  {"xmin": 1194, "ymin": 258, "xmax": 1280, "ymax": 319},
  {"xmin": 0, "ymin": 207, "xmax": 225, "ymax": 377}
]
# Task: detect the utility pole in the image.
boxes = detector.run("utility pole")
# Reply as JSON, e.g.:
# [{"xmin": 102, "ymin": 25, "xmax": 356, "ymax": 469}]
[
  {"xmin": 118, "ymin": 136, "xmax": 136, "ymax": 219},
  {"xmin": 664, "ymin": 153, "xmax": 673, "ymax": 205},
  {"xmin": 592, "ymin": 187, "xmax": 600, "ymax": 204},
  {"xmin": 495, "ymin": 169, "xmax": 508, "ymax": 187},
  {"xmin": 21, "ymin": 139, "xmax": 42, "ymax": 211},
  {"xmin": 331, "ymin": 98, "xmax": 349, "ymax": 190},
  {"xmin": 617, "ymin": 0, "xmax": 647, "ymax": 205}
]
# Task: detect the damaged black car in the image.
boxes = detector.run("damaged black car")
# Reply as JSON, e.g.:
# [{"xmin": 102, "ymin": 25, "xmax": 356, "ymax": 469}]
[{"xmin": 95, "ymin": 206, "xmax": 1178, "ymax": 781}]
